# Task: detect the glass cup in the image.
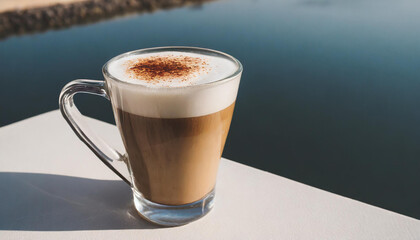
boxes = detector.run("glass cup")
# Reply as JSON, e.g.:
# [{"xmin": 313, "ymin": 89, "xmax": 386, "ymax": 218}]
[{"xmin": 59, "ymin": 47, "xmax": 242, "ymax": 226}]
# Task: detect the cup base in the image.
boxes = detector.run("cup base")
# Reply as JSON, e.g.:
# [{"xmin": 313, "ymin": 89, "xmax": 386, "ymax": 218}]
[{"xmin": 133, "ymin": 189, "xmax": 215, "ymax": 227}]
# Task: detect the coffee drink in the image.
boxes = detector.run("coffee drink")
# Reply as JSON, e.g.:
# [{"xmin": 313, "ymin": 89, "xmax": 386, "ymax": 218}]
[
  {"xmin": 115, "ymin": 104, "xmax": 234, "ymax": 205},
  {"xmin": 60, "ymin": 47, "xmax": 242, "ymax": 225},
  {"xmin": 106, "ymin": 51, "xmax": 240, "ymax": 205}
]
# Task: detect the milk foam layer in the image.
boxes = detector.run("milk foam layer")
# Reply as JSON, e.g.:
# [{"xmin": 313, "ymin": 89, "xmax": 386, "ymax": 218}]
[
  {"xmin": 105, "ymin": 50, "xmax": 241, "ymax": 118},
  {"xmin": 108, "ymin": 52, "xmax": 237, "ymax": 87}
]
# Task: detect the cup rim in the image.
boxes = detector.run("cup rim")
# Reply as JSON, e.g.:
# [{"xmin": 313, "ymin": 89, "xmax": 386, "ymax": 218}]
[{"xmin": 102, "ymin": 46, "xmax": 243, "ymax": 89}]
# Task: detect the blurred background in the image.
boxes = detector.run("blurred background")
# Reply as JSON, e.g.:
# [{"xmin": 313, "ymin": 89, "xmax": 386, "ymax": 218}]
[{"xmin": 0, "ymin": 0, "xmax": 419, "ymax": 219}]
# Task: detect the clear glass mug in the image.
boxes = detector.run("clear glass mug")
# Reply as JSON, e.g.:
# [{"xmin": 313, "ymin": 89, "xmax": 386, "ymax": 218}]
[{"xmin": 59, "ymin": 47, "xmax": 242, "ymax": 226}]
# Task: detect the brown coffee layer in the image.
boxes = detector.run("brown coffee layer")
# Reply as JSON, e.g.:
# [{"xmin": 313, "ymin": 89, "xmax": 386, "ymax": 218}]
[{"xmin": 114, "ymin": 103, "xmax": 235, "ymax": 205}]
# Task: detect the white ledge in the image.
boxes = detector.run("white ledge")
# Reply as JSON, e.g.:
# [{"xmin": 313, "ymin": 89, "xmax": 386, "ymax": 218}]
[{"xmin": 0, "ymin": 110, "xmax": 419, "ymax": 239}]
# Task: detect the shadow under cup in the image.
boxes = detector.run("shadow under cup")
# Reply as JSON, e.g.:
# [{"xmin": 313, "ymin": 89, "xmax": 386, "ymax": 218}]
[{"xmin": 60, "ymin": 47, "xmax": 242, "ymax": 226}]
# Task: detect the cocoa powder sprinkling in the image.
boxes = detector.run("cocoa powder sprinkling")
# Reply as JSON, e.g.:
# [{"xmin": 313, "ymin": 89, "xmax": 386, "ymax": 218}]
[{"xmin": 125, "ymin": 55, "xmax": 209, "ymax": 84}]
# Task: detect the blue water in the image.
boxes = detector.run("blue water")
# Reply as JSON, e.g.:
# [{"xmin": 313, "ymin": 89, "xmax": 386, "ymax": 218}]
[{"xmin": 1, "ymin": 0, "xmax": 420, "ymax": 218}]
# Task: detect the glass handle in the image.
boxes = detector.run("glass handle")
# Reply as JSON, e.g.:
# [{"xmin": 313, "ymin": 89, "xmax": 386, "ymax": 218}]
[{"xmin": 59, "ymin": 79, "xmax": 132, "ymax": 186}]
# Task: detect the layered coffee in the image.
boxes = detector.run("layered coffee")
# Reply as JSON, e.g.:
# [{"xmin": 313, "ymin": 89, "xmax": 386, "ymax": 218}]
[{"xmin": 107, "ymin": 51, "xmax": 240, "ymax": 205}]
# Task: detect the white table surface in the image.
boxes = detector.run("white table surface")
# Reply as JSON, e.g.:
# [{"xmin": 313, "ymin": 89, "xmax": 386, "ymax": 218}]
[{"xmin": 0, "ymin": 110, "xmax": 419, "ymax": 240}]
